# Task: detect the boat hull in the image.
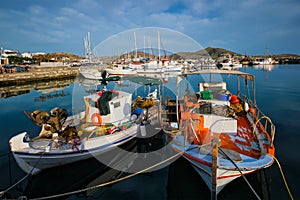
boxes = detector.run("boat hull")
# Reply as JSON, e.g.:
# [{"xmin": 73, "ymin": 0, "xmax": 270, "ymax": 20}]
[
  {"xmin": 106, "ymin": 69, "xmax": 137, "ymax": 76},
  {"xmin": 10, "ymin": 125, "xmax": 138, "ymax": 175},
  {"xmin": 172, "ymin": 142, "xmax": 274, "ymax": 194}
]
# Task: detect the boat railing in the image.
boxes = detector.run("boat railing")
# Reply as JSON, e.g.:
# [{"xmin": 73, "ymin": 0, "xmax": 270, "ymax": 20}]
[{"xmin": 243, "ymin": 96, "xmax": 276, "ymax": 147}]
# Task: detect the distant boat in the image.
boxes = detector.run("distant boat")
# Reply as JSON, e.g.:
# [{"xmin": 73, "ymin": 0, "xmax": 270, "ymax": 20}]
[
  {"xmin": 106, "ymin": 64, "xmax": 137, "ymax": 76},
  {"xmin": 216, "ymin": 54, "xmax": 242, "ymax": 70},
  {"xmin": 216, "ymin": 59, "xmax": 242, "ymax": 70},
  {"xmin": 9, "ymin": 89, "xmax": 159, "ymax": 175},
  {"xmin": 163, "ymin": 70, "xmax": 276, "ymax": 197},
  {"xmin": 79, "ymin": 67, "xmax": 103, "ymax": 80},
  {"xmin": 253, "ymin": 57, "xmax": 277, "ymax": 65}
]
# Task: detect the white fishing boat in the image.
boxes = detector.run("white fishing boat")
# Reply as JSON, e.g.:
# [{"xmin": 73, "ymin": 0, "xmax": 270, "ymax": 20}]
[
  {"xmin": 9, "ymin": 89, "xmax": 158, "ymax": 175},
  {"xmin": 216, "ymin": 62, "xmax": 242, "ymax": 70},
  {"xmin": 163, "ymin": 70, "xmax": 275, "ymax": 197},
  {"xmin": 79, "ymin": 67, "xmax": 103, "ymax": 80},
  {"xmin": 106, "ymin": 64, "xmax": 137, "ymax": 76}
]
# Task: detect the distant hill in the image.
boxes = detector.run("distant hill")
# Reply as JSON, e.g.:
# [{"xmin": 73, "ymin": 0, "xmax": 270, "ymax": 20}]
[
  {"xmin": 269, "ymin": 53, "xmax": 300, "ymax": 58},
  {"xmin": 174, "ymin": 47, "xmax": 242, "ymax": 60},
  {"xmin": 33, "ymin": 52, "xmax": 82, "ymax": 61},
  {"xmin": 204, "ymin": 47, "xmax": 242, "ymax": 58}
]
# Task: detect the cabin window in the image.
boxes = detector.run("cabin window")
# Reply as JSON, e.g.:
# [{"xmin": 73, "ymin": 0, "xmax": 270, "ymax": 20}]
[{"xmin": 114, "ymin": 102, "xmax": 121, "ymax": 108}]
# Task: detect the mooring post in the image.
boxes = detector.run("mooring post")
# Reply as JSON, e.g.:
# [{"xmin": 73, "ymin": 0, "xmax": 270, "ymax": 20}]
[{"xmin": 211, "ymin": 137, "xmax": 219, "ymax": 200}]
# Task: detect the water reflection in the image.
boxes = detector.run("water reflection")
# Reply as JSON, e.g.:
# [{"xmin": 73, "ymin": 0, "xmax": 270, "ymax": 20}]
[{"xmin": 0, "ymin": 78, "xmax": 75, "ymax": 99}]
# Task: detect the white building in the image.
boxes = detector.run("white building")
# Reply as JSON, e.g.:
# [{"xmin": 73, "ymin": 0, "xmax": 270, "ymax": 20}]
[
  {"xmin": 21, "ymin": 52, "xmax": 32, "ymax": 58},
  {"xmin": 1, "ymin": 49, "xmax": 19, "ymax": 57}
]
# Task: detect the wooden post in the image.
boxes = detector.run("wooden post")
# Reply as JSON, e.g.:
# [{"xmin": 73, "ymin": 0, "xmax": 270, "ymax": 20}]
[{"xmin": 211, "ymin": 137, "xmax": 219, "ymax": 200}]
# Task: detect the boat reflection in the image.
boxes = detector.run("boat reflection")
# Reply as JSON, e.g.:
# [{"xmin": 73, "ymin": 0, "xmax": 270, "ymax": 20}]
[{"xmin": 252, "ymin": 64, "xmax": 278, "ymax": 80}]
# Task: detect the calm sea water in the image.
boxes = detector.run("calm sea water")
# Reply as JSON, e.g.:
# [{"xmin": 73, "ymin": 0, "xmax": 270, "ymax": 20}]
[{"xmin": 0, "ymin": 64, "xmax": 299, "ymax": 199}]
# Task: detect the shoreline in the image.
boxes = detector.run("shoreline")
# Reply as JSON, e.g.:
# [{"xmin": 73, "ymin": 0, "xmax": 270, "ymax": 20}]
[{"xmin": 0, "ymin": 66, "xmax": 79, "ymax": 86}]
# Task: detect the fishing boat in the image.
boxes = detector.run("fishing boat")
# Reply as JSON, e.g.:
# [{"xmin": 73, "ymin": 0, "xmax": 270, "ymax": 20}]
[
  {"xmin": 163, "ymin": 70, "xmax": 275, "ymax": 197},
  {"xmin": 106, "ymin": 64, "xmax": 137, "ymax": 76},
  {"xmin": 9, "ymin": 89, "xmax": 158, "ymax": 175},
  {"xmin": 79, "ymin": 67, "xmax": 103, "ymax": 80}
]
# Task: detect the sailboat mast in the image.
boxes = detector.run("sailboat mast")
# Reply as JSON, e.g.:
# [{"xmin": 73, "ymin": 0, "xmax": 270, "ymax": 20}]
[
  {"xmin": 144, "ymin": 36, "xmax": 146, "ymax": 58},
  {"xmin": 158, "ymin": 30, "xmax": 161, "ymax": 61},
  {"xmin": 134, "ymin": 32, "xmax": 137, "ymax": 60},
  {"xmin": 84, "ymin": 32, "xmax": 92, "ymax": 62}
]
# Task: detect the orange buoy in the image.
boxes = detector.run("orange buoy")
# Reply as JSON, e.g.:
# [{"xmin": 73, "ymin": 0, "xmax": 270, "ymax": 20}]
[
  {"xmin": 91, "ymin": 113, "xmax": 102, "ymax": 125},
  {"xmin": 230, "ymin": 95, "xmax": 240, "ymax": 104},
  {"xmin": 249, "ymin": 107, "xmax": 256, "ymax": 115}
]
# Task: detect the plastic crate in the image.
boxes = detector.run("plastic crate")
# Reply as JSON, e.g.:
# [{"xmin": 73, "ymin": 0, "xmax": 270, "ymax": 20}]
[{"xmin": 201, "ymin": 90, "xmax": 213, "ymax": 100}]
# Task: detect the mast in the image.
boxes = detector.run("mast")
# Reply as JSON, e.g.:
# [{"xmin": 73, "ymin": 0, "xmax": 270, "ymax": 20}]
[
  {"xmin": 134, "ymin": 32, "xmax": 137, "ymax": 60},
  {"xmin": 149, "ymin": 37, "xmax": 154, "ymax": 59},
  {"xmin": 158, "ymin": 30, "xmax": 161, "ymax": 61},
  {"xmin": 144, "ymin": 36, "xmax": 146, "ymax": 58},
  {"xmin": 84, "ymin": 32, "xmax": 92, "ymax": 62},
  {"xmin": 265, "ymin": 44, "xmax": 269, "ymax": 58}
]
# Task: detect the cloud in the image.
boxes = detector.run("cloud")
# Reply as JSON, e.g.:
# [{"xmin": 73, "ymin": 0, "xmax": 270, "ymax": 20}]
[{"xmin": 0, "ymin": 0, "xmax": 299, "ymax": 55}]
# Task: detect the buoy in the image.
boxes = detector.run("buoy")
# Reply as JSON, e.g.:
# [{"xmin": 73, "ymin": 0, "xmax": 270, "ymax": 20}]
[
  {"xmin": 91, "ymin": 113, "xmax": 102, "ymax": 125},
  {"xmin": 97, "ymin": 91, "xmax": 103, "ymax": 96},
  {"xmin": 244, "ymin": 102, "xmax": 249, "ymax": 112},
  {"xmin": 230, "ymin": 95, "xmax": 239, "ymax": 104},
  {"xmin": 249, "ymin": 107, "xmax": 256, "ymax": 115}
]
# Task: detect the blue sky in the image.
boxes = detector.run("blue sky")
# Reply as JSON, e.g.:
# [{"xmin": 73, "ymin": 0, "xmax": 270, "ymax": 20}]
[{"xmin": 1, "ymin": 0, "xmax": 299, "ymax": 56}]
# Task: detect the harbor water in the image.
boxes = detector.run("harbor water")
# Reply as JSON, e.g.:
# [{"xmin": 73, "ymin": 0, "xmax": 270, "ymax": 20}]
[{"xmin": 0, "ymin": 64, "xmax": 299, "ymax": 199}]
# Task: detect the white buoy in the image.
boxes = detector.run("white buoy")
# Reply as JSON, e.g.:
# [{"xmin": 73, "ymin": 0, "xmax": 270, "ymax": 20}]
[
  {"xmin": 140, "ymin": 124, "xmax": 147, "ymax": 137},
  {"xmin": 244, "ymin": 102, "xmax": 249, "ymax": 112}
]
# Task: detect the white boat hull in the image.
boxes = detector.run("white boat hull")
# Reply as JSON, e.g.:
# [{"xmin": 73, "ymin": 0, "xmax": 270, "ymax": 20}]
[
  {"xmin": 172, "ymin": 139, "xmax": 274, "ymax": 194},
  {"xmin": 79, "ymin": 68, "xmax": 103, "ymax": 80},
  {"xmin": 10, "ymin": 125, "xmax": 138, "ymax": 175},
  {"xmin": 106, "ymin": 69, "xmax": 137, "ymax": 76}
]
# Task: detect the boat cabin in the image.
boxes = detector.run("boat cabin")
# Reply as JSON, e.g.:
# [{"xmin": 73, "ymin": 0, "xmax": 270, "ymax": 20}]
[
  {"xmin": 194, "ymin": 81, "xmax": 237, "ymax": 135},
  {"xmin": 84, "ymin": 90, "xmax": 132, "ymax": 125}
]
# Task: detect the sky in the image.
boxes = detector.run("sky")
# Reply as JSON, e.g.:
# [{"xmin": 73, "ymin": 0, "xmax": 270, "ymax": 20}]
[{"xmin": 0, "ymin": 0, "xmax": 299, "ymax": 57}]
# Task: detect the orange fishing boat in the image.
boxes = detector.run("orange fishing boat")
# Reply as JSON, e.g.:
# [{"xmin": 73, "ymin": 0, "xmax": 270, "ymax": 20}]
[{"xmin": 164, "ymin": 70, "xmax": 275, "ymax": 198}]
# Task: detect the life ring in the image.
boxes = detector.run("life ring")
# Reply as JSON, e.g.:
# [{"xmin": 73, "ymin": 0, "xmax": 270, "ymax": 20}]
[{"xmin": 91, "ymin": 113, "xmax": 102, "ymax": 125}]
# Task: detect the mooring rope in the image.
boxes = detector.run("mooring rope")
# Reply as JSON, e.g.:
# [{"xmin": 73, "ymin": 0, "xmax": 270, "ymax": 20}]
[
  {"xmin": 218, "ymin": 147, "xmax": 262, "ymax": 200},
  {"xmin": 0, "ymin": 149, "xmax": 47, "ymax": 198},
  {"xmin": 267, "ymin": 154, "xmax": 294, "ymax": 200},
  {"xmin": 27, "ymin": 150, "xmax": 184, "ymax": 200},
  {"xmin": 0, "ymin": 151, "xmax": 11, "ymax": 158}
]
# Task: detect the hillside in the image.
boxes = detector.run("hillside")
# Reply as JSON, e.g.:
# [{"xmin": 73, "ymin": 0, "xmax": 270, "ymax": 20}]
[
  {"xmin": 175, "ymin": 47, "xmax": 242, "ymax": 60},
  {"xmin": 32, "ymin": 52, "xmax": 82, "ymax": 61}
]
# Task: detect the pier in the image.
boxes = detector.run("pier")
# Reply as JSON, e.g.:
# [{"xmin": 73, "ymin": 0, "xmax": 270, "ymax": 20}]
[{"xmin": 0, "ymin": 66, "xmax": 79, "ymax": 86}]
